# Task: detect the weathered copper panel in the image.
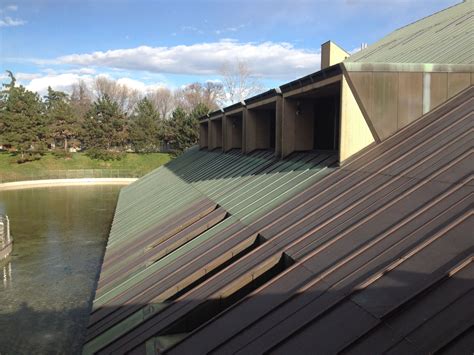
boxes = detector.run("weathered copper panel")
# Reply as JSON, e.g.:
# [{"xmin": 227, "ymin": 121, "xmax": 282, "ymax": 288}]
[
  {"xmin": 347, "ymin": 71, "xmax": 374, "ymax": 119},
  {"xmin": 429, "ymin": 72, "xmax": 448, "ymax": 111},
  {"xmin": 447, "ymin": 72, "xmax": 471, "ymax": 98},
  {"xmin": 372, "ymin": 72, "xmax": 398, "ymax": 140},
  {"xmin": 398, "ymin": 72, "xmax": 423, "ymax": 129}
]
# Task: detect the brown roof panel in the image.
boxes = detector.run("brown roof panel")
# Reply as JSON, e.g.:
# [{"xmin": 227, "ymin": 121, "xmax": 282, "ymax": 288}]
[
  {"xmin": 164, "ymin": 87, "xmax": 473, "ymax": 355},
  {"xmin": 85, "ymin": 82, "xmax": 472, "ymax": 353}
]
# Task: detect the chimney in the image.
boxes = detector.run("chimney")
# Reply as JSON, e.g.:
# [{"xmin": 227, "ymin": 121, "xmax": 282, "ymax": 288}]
[{"xmin": 321, "ymin": 41, "xmax": 351, "ymax": 69}]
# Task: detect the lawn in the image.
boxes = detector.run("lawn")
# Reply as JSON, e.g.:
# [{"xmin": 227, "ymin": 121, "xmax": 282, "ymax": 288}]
[{"xmin": 0, "ymin": 152, "xmax": 173, "ymax": 182}]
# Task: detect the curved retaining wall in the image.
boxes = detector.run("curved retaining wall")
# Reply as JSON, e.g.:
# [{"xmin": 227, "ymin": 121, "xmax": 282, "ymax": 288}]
[
  {"xmin": 0, "ymin": 178, "xmax": 137, "ymax": 191},
  {"xmin": 0, "ymin": 215, "xmax": 12, "ymax": 260}
]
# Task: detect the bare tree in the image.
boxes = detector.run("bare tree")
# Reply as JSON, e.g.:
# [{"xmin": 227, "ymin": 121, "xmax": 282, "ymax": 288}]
[
  {"xmin": 70, "ymin": 79, "xmax": 92, "ymax": 120},
  {"xmin": 93, "ymin": 76, "xmax": 141, "ymax": 114},
  {"xmin": 148, "ymin": 87, "xmax": 174, "ymax": 119},
  {"xmin": 173, "ymin": 82, "xmax": 223, "ymax": 113},
  {"xmin": 219, "ymin": 59, "xmax": 265, "ymax": 105}
]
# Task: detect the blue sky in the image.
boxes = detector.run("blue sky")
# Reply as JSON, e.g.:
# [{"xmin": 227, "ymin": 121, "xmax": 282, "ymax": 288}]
[{"xmin": 0, "ymin": 0, "xmax": 459, "ymax": 94}]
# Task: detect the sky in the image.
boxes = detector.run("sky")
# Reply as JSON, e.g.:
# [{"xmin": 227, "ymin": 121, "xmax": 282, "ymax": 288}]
[{"xmin": 0, "ymin": 0, "xmax": 459, "ymax": 96}]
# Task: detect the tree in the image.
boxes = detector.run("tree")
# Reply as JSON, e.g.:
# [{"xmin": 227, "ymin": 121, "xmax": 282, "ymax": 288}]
[
  {"xmin": 165, "ymin": 103, "xmax": 208, "ymax": 152},
  {"xmin": 0, "ymin": 71, "xmax": 47, "ymax": 162},
  {"xmin": 220, "ymin": 59, "xmax": 264, "ymax": 104},
  {"xmin": 93, "ymin": 76, "xmax": 141, "ymax": 114},
  {"xmin": 82, "ymin": 94, "xmax": 127, "ymax": 151},
  {"xmin": 173, "ymin": 82, "xmax": 222, "ymax": 113},
  {"xmin": 129, "ymin": 97, "xmax": 160, "ymax": 152},
  {"xmin": 44, "ymin": 86, "xmax": 77, "ymax": 153},
  {"xmin": 70, "ymin": 79, "xmax": 92, "ymax": 122},
  {"xmin": 148, "ymin": 87, "xmax": 174, "ymax": 119}
]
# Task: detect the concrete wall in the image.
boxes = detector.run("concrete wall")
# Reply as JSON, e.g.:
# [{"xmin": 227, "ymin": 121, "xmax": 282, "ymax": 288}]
[
  {"xmin": 199, "ymin": 122, "xmax": 209, "ymax": 148},
  {"xmin": 346, "ymin": 70, "xmax": 472, "ymax": 141},
  {"xmin": 340, "ymin": 76, "xmax": 375, "ymax": 162},
  {"xmin": 209, "ymin": 118, "xmax": 223, "ymax": 150},
  {"xmin": 246, "ymin": 96, "xmax": 283, "ymax": 156},
  {"xmin": 224, "ymin": 112, "xmax": 243, "ymax": 151},
  {"xmin": 282, "ymin": 98, "xmax": 314, "ymax": 157},
  {"xmin": 321, "ymin": 41, "xmax": 350, "ymax": 70}
]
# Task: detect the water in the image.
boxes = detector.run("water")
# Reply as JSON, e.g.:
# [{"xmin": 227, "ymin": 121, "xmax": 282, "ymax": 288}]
[{"xmin": 0, "ymin": 186, "xmax": 121, "ymax": 354}]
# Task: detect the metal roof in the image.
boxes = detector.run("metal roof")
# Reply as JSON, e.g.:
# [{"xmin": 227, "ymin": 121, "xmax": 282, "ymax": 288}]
[
  {"xmin": 346, "ymin": 0, "xmax": 473, "ymax": 64},
  {"xmin": 279, "ymin": 64, "xmax": 342, "ymax": 93},
  {"xmin": 85, "ymin": 86, "xmax": 472, "ymax": 354},
  {"xmin": 223, "ymin": 101, "xmax": 245, "ymax": 113},
  {"xmin": 244, "ymin": 88, "xmax": 281, "ymax": 106},
  {"xmin": 84, "ymin": 149, "xmax": 337, "ymax": 354}
]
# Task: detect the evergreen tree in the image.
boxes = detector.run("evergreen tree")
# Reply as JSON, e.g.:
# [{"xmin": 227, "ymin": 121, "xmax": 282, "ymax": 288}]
[
  {"xmin": 129, "ymin": 97, "xmax": 160, "ymax": 152},
  {"xmin": 0, "ymin": 71, "xmax": 47, "ymax": 162},
  {"xmin": 168, "ymin": 105, "xmax": 206, "ymax": 152},
  {"xmin": 82, "ymin": 94, "xmax": 127, "ymax": 150},
  {"xmin": 44, "ymin": 86, "xmax": 77, "ymax": 153}
]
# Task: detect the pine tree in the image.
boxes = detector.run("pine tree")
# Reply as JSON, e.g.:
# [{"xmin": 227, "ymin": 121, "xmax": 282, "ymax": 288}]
[
  {"xmin": 0, "ymin": 71, "xmax": 47, "ymax": 162},
  {"xmin": 129, "ymin": 97, "xmax": 160, "ymax": 153},
  {"xmin": 44, "ymin": 86, "xmax": 77, "ymax": 154},
  {"xmin": 82, "ymin": 94, "xmax": 127, "ymax": 151},
  {"xmin": 168, "ymin": 104, "xmax": 208, "ymax": 152}
]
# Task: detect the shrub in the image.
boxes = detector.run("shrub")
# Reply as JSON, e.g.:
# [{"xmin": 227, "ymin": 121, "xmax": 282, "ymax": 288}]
[
  {"xmin": 15, "ymin": 152, "xmax": 43, "ymax": 164},
  {"xmin": 85, "ymin": 148, "xmax": 125, "ymax": 161},
  {"xmin": 52, "ymin": 149, "xmax": 73, "ymax": 159}
]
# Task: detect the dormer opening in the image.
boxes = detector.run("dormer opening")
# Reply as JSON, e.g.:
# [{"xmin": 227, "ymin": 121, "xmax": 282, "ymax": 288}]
[
  {"xmin": 199, "ymin": 121, "xmax": 209, "ymax": 149},
  {"xmin": 224, "ymin": 112, "xmax": 243, "ymax": 151},
  {"xmin": 209, "ymin": 117, "xmax": 223, "ymax": 150},
  {"xmin": 247, "ymin": 103, "xmax": 277, "ymax": 152},
  {"xmin": 281, "ymin": 73, "xmax": 342, "ymax": 158}
]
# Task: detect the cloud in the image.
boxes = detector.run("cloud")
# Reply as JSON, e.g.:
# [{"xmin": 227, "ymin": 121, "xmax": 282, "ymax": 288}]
[
  {"xmin": 0, "ymin": 4, "xmax": 25, "ymax": 27},
  {"xmin": 215, "ymin": 23, "xmax": 247, "ymax": 35},
  {"xmin": 56, "ymin": 40, "xmax": 321, "ymax": 79},
  {"xmin": 0, "ymin": 16, "xmax": 26, "ymax": 27},
  {"xmin": 116, "ymin": 77, "xmax": 167, "ymax": 92},
  {"xmin": 25, "ymin": 73, "xmax": 95, "ymax": 94},
  {"xmin": 19, "ymin": 72, "xmax": 168, "ymax": 96}
]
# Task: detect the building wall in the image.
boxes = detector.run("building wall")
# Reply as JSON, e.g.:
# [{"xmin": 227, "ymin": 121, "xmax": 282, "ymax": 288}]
[
  {"xmin": 275, "ymin": 96, "xmax": 283, "ymax": 156},
  {"xmin": 209, "ymin": 119, "xmax": 222, "ymax": 150},
  {"xmin": 282, "ymin": 99, "xmax": 314, "ymax": 157},
  {"xmin": 346, "ymin": 70, "xmax": 472, "ymax": 141},
  {"xmin": 321, "ymin": 41, "xmax": 350, "ymax": 70},
  {"xmin": 246, "ymin": 109, "xmax": 268, "ymax": 152},
  {"xmin": 340, "ymin": 76, "xmax": 375, "ymax": 162},
  {"xmin": 224, "ymin": 113, "xmax": 243, "ymax": 151},
  {"xmin": 199, "ymin": 122, "xmax": 209, "ymax": 148}
]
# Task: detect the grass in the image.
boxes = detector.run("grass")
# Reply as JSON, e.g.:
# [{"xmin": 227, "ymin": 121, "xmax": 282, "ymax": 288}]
[{"xmin": 0, "ymin": 151, "xmax": 173, "ymax": 182}]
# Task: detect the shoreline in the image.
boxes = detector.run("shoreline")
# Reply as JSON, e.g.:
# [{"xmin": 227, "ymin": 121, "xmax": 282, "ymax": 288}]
[{"xmin": 0, "ymin": 178, "xmax": 137, "ymax": 191}]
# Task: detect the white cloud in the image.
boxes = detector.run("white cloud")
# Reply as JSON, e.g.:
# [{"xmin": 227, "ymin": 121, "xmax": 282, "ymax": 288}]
[
  {"xmin": 116, "ymin": 77, "xmax": 167, "ymax": 92},
  {"xmin": 6, "ymin": 5, "xmax": 18, "ymax": 11},
  {"xmin": 0, "ymin": 16, "xmax": 26, "ymax": 27},
  {"xmin": 21, "ymin": 72, "xmax": 167, "ymax": 96},
  {"xmin": 26, "ymin": 73, "xmax": 95, "ymax": 94},
  {"xmin": 16, "ymin": 72, "xmax": 42, "ymax": 81},
  {"xmin": 57, "ymin": 40, "xmax": 321, "ymax": 79}
]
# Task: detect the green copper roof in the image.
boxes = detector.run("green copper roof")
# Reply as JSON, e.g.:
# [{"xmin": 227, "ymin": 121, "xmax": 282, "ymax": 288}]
[{"xmin": 346, "ymin": 0, "xmax": 473, "ymax": 65}]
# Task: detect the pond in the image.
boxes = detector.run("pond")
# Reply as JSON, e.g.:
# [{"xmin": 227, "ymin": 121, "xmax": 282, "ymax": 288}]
[{"xmin": 0, "ymin": 185, "xmax": 122, "ymax": 354}]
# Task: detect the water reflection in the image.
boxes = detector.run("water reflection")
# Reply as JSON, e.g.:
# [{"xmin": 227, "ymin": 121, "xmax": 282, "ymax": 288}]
[
  {"xmin": 0, "ymin": 185, "xmax": 121, "ymax": 354},
  {"xmin": 2, "ymin": 261, "xmax": 12, "ymax": 288}
]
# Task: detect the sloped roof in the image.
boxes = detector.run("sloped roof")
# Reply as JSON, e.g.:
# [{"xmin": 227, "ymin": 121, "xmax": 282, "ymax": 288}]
[
  {"xmin": 84, "ymin": 149, "xmax": 337, "ymax": 354},
  {"xmin": 346, "ymin": 0, "xmax": 473, "ymax": 64},
  {"xmin": 85, "ymin": 85, "xmax": 472, "ymax": 354}
]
